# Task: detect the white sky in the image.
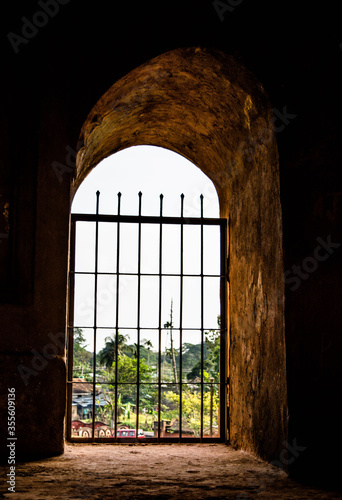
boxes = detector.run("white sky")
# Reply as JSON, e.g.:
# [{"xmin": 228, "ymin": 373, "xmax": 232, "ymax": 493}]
[{"xmin": 71, "ymin": 145, "xmax": 221, "ymax": 355}]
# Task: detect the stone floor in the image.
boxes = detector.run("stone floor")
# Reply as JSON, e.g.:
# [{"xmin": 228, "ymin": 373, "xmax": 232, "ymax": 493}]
[{"xmin": 1, "ymin": 443, "xmax": 341, "ymax": 499}]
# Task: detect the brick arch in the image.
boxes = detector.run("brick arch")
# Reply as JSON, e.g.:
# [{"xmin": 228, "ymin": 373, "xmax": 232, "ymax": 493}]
[{"xmin": 73, "ymin": 47, "xmax": 287, "ymax": 462}]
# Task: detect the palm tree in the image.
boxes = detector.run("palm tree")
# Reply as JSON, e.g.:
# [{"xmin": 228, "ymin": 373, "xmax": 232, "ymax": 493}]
[
  {"xmin": 99, "ymin": 333, "xmax": 127, "ymax": 369},
  {"xmin": 143, "ymin": 339, "xmax": 153, "ymax": 365}
]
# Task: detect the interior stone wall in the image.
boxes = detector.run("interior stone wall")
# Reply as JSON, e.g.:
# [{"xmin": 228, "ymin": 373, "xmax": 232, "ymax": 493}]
[
  {"xmin": 227, "ymin": 109, "xmax": 287, "ymax": 461},
  {"xmin": 75, "ymin": 47, "xmax": 287, "ymax": 461},
  {"xmin": 0, "ymin": 64, "xmax": 71, "ymax": 459}
]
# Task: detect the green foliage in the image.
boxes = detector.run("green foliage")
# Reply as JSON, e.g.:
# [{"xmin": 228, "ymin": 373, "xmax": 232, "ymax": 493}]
[
  {"xmin": 204, "ymin": 325, "xmax": 220, "ymax": 383},
  {"xmin": 73, "ymin": 328, "xmax": 93, "ymax": 380},
  {"xmin": 72, "ymin": 320, "xmax": 221, "ymax": 433},
  {"xmin": 186, "ymin": 317, "xmax": 221, "ymax": 383},
  {"xmin": 95, "ymin": 353, "xmax": 156, "ymax": 425},
  {"xmin": 163, "ymin": 387, "xmax": 219, "ymax": 437},
  {"xmin": 114, "ymin": 354, "xmax": 154, "ymax": 383}
]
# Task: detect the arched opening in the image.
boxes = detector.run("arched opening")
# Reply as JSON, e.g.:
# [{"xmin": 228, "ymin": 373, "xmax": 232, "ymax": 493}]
[
  {"xmin": 71, "ymin": 47, "xmax": 287, "ymax": 461},
  {"xmin": 71, "ymin": 145, "xmax": 220, "ymax": 217},
  {"xmin": 69, "ymin": 145, "xmax": 225, "ymax": 441}
]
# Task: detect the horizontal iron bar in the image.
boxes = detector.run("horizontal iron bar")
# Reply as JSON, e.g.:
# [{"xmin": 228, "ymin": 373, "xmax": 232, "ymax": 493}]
[
  {"xmin": 71, "ymin": 213, "xmax": 226, "ymax": 226},
  {"xmin": 68, "ymin": 437, "xmax": 224, "ymax": 444},
  {"xmin": 70, "ymin": 271, "xmax": 225, "ymax": 278},
  {"xmin": 69, "ymin": 381, "xmax": 221, "ymax": 385},
  {"xmin": 68, "ymin": 325, "xmax": 222, "ymax": 331}
]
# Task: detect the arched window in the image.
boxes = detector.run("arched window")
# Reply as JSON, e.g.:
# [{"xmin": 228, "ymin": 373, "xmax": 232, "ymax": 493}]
[{"xmin": 68, "ymin": 145, "xmax": 227, "ymax": 441}]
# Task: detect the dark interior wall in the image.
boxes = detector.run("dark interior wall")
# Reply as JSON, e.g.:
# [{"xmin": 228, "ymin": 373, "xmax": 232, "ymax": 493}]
[
  {"xmin": 279, "ymin": 58, "xmax": 342, "ymax": 484},
  {"xmin": 1, "ymin": 0, "xmax": 341, "ymax": 488},
  {"xmin": 0, "ymin": 51, "xmax": 70, "ymax": 457}
]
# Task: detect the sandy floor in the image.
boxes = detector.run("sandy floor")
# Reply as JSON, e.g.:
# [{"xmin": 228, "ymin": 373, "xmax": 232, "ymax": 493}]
[{"xmin": 1, "ymin": 443, "xmax": 341, "ymax": 499}]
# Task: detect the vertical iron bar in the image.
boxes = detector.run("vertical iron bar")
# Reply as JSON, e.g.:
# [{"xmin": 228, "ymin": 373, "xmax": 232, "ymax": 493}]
[
  {"xmin": 157, "ymin": 194, "xmax": 163, "ymax": 441},
  {"xmin": 220, "ymin": 217, "xmax": 228, "ymax": 441},
  {"xmin": 114, "ymin": 192, "xmax": 121, "ymax": 440},
  {"xmin": 136, "ymin": 192, "xmax": 142, "ymax": 438},
  {"xmin": 67, "ymin": 219, "xmax": 76, "ymax": 441},
  {"xmin": 210, "ymin": 378, "xmax": 214, "ymax": 437},
  {"xmin": 179, "ymin": 194, "xmax": 184, "ymax": 442},
  {"xmin": 92, "ymin": 190, "xmax": 100, "ymax": 441},
  {"xmin": 200, "ymin": 194, "xmax": 204, "ymax": 442}
]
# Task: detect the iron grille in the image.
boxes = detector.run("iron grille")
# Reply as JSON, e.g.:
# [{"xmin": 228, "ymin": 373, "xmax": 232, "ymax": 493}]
[{"xmin": 67, "ymin": 191, "xmax": 227, "ymax": 442}]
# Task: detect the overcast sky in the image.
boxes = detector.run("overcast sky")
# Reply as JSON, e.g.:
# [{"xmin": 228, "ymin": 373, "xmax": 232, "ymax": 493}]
[{"xmin": 71, "ymin": 146, "xmax": 221, "ymax": 356}]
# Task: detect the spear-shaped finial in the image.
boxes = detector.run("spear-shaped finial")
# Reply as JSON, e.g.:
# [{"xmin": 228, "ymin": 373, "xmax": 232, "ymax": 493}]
[
  {"xmin": 138, "ymin": 191, "xmax": 142, "ymax": 216},
  {"xmin": 117, "ymin": 192, "xmax": 122, "ymax": 216},
  {"xmin": 160, "ymin": 194, "xmax": 164, "ymax": 217},
  {"xmin": 200, "ymin": 194, "xmax": 204, "ymax": 218},
  {"xmin": 96, "ymin": 190, "xmax": 100, "ymax": 215}
]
